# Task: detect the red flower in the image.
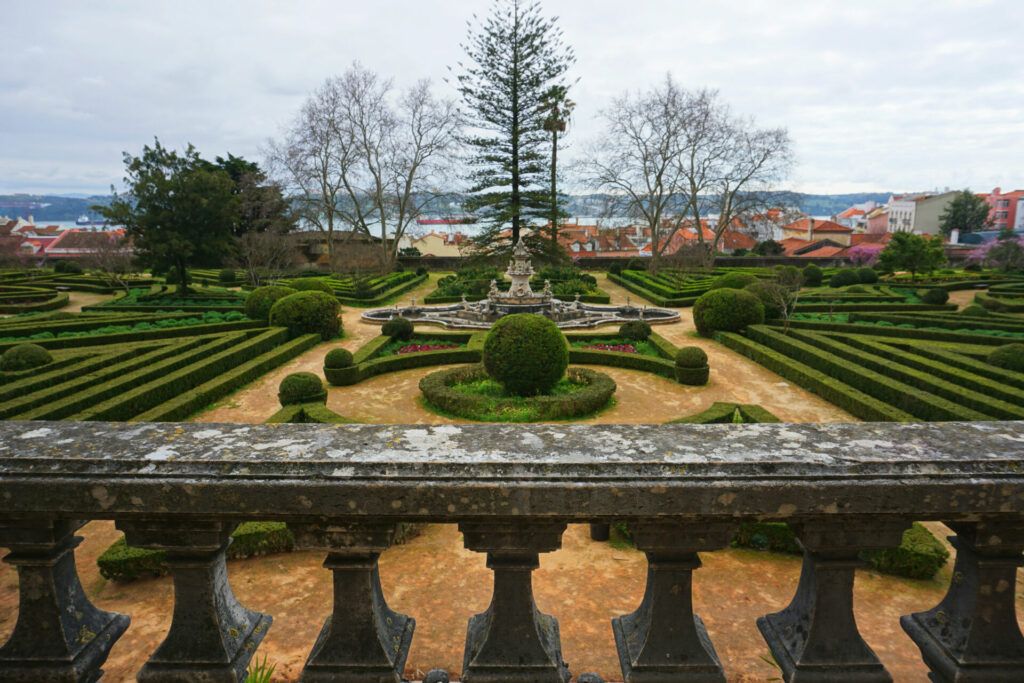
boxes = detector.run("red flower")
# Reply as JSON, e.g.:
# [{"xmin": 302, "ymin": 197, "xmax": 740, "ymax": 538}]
[
  {"xmin": 585, "ymin": 343, "xmax": 637, "ymax": 353},
  {"xmin": 397, "ymin": 343, "xmax": 460, "ymax": 354}
]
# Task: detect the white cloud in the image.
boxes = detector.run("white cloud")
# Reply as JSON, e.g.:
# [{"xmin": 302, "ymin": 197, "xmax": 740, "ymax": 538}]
[{"xmin": 1, "ymin": 0, "xmax": 1022, "ymax": 195}]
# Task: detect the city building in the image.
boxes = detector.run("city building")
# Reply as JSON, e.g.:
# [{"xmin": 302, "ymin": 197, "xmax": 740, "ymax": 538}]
[
  {"xmin": 886, "ymin": 191, "xmax": 957, "ymax": 235},
  {"xmin": 979, "ymin": 187, "xmax": 1024, "ymax": 232}
]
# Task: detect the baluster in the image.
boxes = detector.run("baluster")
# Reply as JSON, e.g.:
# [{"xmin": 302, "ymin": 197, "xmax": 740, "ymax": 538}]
[
  {"xmin": 612, "ymin": 519, "xmax": 734, "ymax": 683},
  {"xmin": 0, "ymin": 518, "xmax": 129, "ymax": 683},
  {"xmin": 116, "ymin": 519, "xmax": 270, "ymax": 683},
  {"xmin": 757, "ymin": 517, "xmax": 909, "ymax": 682},
  {"xmin": 459, "ymin": 521, "xmax": 570, "ymax": 683},
  {"xmin": 902, "ymin": 521, "xmax": 1024, "ymax": 682},
  {"xmin": 288, "ymin": 521, "xmax": 414, "ymax": 683}
]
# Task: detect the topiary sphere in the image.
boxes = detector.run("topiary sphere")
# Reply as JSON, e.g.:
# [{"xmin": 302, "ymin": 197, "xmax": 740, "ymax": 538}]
[
  {"xmin": 711, "ymin": 272, "xmax": 759, "ymax": 290},
  {"xmin": 960, "ymin": 304, "xmax": 990, "ymax": 317},
  {"xmin": 482, "ymin": 314, "xmax": 568, "ymax": 396},
  {"xmin": 846, "ymin": 285, "xmax": 867, "ymax": 294},
  {"xmin": 988, "ymin": 343, "xmax": 1024, "ymax": 373},
  {"xmin": 676, "ymin": 346, "xmax": 708, "ymax": 368},
  {"xmin": 857, "ymin": 267, "xmax": 879, "ymax": 284},
  {"xmin": 693, "ymin": 289, "xmax": 765, "ymax": 338},
  {"xmin": 290, "ymin": 279, "xmax": 336, "ymax": 295},
  {"xmin": 278, "ymin": 372, "xmax": 327, "ymax": 406},
  {"xmin": 921, "ymin": 288, "xmax": 949, "ymax": 305},
  {"xmin": 245, "ymin": 285, "xmax": 297, "ymax": 321},
  {"xmin": 218, "ymin": 268, "xmax": 237, "ymax": 284},
  {"xmin": 382, "ymin": 317, "xmax": 414, "ymax": 340},
  {"xmin": 0, "ymin": 343, "xmax": 53, "ymax": 372},
  {"xmin": 744, "ymin": 281, "xmax": 789, "ymax": 320},
  {"xmin": 802, "ymin": 264, "xmax": 823, "ymax": 287},
  {"xmin": 829, "ymin": 269, "xmax": 860, "ymax": 288},
  {"xmin": 618, "ymin": 320, "xmax": 652, "ymax": 341},
  {"xmin": 324, "ymin": 348, "xmax": 354, "ymax": 369},
  {"xmin": 269, "ymin": 291, "xmax": 341, "ymax": 341}
]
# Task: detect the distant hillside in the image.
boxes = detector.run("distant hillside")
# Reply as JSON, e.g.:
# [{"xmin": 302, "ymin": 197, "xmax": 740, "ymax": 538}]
[{"xmin": 1, "ymin": 191, "xmax": 892, "ymax": 223}]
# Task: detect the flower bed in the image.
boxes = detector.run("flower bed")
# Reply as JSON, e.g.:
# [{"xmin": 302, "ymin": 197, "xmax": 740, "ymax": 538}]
[
  {"xmin": 585, "ymin": 343, "xmax": 637, "ymax": 353},
  {"xmin": 398, "ymin": 343, "xmax": 461, "ymax": 354},
  {"xmin": 419, "ymin": 364, "xmax": 616, "ymax": 422}
]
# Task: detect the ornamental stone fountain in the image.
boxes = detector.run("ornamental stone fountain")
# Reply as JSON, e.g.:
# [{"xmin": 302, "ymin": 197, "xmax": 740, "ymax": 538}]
[{"xmin": 362, "ymin": 238, "xmax": 680, "ymax": 329}]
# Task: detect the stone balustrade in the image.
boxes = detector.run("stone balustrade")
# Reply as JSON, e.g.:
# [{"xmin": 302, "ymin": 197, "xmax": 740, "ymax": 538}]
[{"xmin": 1, "ymin": 420, "xmax": 1023, "ymax": 682}]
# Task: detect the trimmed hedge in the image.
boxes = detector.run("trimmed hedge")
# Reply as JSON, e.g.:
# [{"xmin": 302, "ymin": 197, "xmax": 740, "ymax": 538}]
[
  {"xmin": 988, "ymin": 343, "xmax": 1024, "ymax": 373},
  {"xmin": 269, "ymin": 291, "xmax": 341, "ymax": 340},
  {"xmin": 420, "ymin": 364, "xmax": 615, "ymax": 421},
  {"xmin": 279, "ymin": 372, "xmax": 327, "ymax": 405},
  {"xmin": 668, "ymin": 402, "xmax": 780, "ymax": 424},
  {"xmin": 265, "ymin": 402, "xmax": 354, "ymax": 424},
  {"xmin": 619, "ymin": 319, "xmax": 652, "ymax": 341},
  {"xmin": 98, "ymin": 522, "xmax": 295, "ymax": 582},
  {"xmin": 245, "ymin": 285, "xmax": 297, "ymax": 321},
  {"xmin": 382, "ymin": 316, "xmax": 414, "ymax": 340},
  {"xmin": 802, "ymin": 264, "xmax": 823, "ymax": 287},
  {"xmin": 732, "ymin": 522, "xmax": 948, "ymax": 580},
  {"xmin": 693, "ymin": 289, "xmax": 765, "ymax": 337},
  {"xmin": 482, "ymin": 314, "xmax": 568, "ymax": 396},
  {"xmin": 675, "ymin": 346, "xmax": 709, "ymax": 385},
  {"xmin": 0, "ymin": 343, "xmax": 52, "ymax": 371},
  {"xmin": 711, "ymin": 272, "xmax": 759, "ymax": 290}
]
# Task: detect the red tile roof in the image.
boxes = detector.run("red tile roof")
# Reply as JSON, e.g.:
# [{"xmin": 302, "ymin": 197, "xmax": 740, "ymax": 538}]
[{"xmin": 783, "ymin": 218, "xmax": 853, "ymax": 234}]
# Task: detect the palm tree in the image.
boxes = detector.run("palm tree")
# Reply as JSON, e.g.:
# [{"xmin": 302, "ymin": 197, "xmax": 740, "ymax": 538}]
[{"xmin": 539, "ymin": 85, "xmax": 575, "ymax": 259}]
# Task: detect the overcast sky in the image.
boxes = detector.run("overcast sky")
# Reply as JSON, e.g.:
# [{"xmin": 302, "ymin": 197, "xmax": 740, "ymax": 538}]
[{"xmin": 2, "ymin": 0, "xmax": 1022, "ymax": 196}]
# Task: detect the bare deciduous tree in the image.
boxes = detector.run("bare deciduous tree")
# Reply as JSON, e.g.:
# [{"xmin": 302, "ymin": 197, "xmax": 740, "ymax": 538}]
[
  {"xmin": 82, "ymin": 233, "xmax": 136, "ymax": 295},
  {"xmin": 269, "ymin": 64, "xmax": 459, "ymax": 272},
  {"xmin": 232, "ymin": 229, "xmax": 293, "ymax": 287}
]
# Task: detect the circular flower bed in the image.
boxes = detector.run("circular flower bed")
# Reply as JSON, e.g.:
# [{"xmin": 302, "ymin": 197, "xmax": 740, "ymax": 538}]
[{"xmin": 419, "ymin": 364, "xmax": 616, "ymax": 422}]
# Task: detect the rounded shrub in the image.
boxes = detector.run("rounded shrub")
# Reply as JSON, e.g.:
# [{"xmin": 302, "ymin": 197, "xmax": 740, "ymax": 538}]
[
  {"xmin": 618, "ymin": 319, "xmax": 652, "ymax": 341},
  {"xmin": 675, "ymin": 346, "xmax": 709, "ymax": 386},
  {"xmin": 744, "ymin": 281, "xmax": 789, "ymax": 320},
  {"xmin": 846, "ymin": 284, "xmax": 867, "ymax": 294},
  {"xmin": 988, "ymin": 343, "xmax": 1024, "ymax": 373},
  {"xmin": 218, "ymin": 268, "xmax": 237, "ymax": 284},
  {"xmin": 828, "ymin": 269, "xmax": 860, "ymax": 288},
  {"xmin": 290, "ymin": 279, "xmax": 335, "ymax": 295},
  {"xmin": 802, "ymin": 264, "xmax": 823, "ymax": 287},
  {"xmin": 382, "ymin": 316, "xmax": 414, "ymax": 340},
  {"xmin": 711, "ymin": 272, "xmax": 758, "ymax": 290},
  {"xmin": 164, "ymin": 269, "xmax": 191, "ymax": 286},
  {"xmin": 0, "ymin": 343, "xmax": 53, "ymax": 372},
  {"xmin": 609, "ymin": 263, "xmax": 623, "ymax": 276},
  {"xmin": 692, "ymin": 289, "xmax": 765, "ymax": 338},
  {"xmin": 483, "ymin": 314, "xmax": 568, "ymax": 396},
  {"xmin": 54, "ymin": 260, "xmax": 84, "ymax": 274},
  {"xmin": 415, "ymin": 266, "xmax": 428, "ymax": 276},
  {"xmin": 626, "ymin": 258, "xmax": 646, "ymax": 272},
  {"xmin": 269, "ymin": 291, "xmax": 341, "ymax": 341},
  {"xmin": 857, "ymin": 267, "xmax": 879, "ymax": 284},
  {"xmin": 960, "ymin": 304, "xmax": 990, "ymax": 317},
  {"xmin": 324, "ymin": 348, "xmax": 354, "ymax": 369},
  {"xmin": 278, "ymin": 372, "xmax": 327, "ymax": 406},
  {"xmin": 244, "ymin": 285, "xmax": 297, "ymax": 321},
  {"xmin": 921, "ymin": 288, "xmax": 950, "ymax": 305}
]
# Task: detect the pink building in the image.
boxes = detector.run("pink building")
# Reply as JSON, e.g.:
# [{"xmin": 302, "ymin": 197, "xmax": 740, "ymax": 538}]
[{"xmin": 979, "ymin": 187, "xmax": 1024, "ymax": 232}]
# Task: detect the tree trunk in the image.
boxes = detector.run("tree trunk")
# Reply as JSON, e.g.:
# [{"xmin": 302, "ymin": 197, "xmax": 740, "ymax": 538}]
[
  {"xmin": 176, "ymin": 257, "xmax": 189, "ymax": 296},
  {"xmin": 549, "ymin": 129, "xmax": 558, "ymax": 258}
]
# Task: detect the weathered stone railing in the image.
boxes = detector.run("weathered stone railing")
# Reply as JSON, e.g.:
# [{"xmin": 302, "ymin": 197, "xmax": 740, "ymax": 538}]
[{"xmin": 1, "ymin": 421, "xmax": 1023, "ymax": 682}]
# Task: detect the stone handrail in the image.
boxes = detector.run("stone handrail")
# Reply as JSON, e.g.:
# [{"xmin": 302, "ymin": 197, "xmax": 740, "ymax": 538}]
[{"xmin": 1, "ymin": 421, "xmax": 1023, "ymax": 682}]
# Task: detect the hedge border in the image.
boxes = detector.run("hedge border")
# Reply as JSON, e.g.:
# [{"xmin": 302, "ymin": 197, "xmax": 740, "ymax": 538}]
[
  {"xmin": 668, "ymin": 402, "xmax": 781, "ymax": 424},
  {"xmin": 265, "ymin": 402, "xmax": 355, "ymax": 424}
]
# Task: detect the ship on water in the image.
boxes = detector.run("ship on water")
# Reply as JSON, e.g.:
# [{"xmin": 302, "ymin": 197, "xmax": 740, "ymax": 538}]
[{"xmin": 75, "ymin": 214, "xmax": 109, "ymax": 227}]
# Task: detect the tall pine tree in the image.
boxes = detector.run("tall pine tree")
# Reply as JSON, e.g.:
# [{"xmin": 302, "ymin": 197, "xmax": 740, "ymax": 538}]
[{"xmin": 455, "ymin": 0, "xmax": 574, "ymax": 256}]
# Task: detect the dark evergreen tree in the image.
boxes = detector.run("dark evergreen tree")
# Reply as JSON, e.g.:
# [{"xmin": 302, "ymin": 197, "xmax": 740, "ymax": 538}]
[
  {"xmin": 454, "ymin": 0, "xmax": 575, "ymax": 256},
  {"xmin": 210, "ymin": 154, "xmax": 294, "ymax": 238},
  {"xmin": 98, "ymin": 139, "xmax": 237, "ymax": 293},
  {"xmin": 939, "ymin": 189, "xmax": 992, "ymax": 237}
]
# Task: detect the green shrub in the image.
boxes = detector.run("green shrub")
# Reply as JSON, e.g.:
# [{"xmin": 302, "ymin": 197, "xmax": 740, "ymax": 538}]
[
  {"xmin": 98, "ymin": 522, "xmax": 294, "ymax": 582},
  {"xmin": 921, "ymin": 288, "xmax": 950, "ymax": 305},
  {"xmin": 324, "ymin": 348, "xmax": 354, "ymax": 369},
  {"xmin": 54, "ymin": 260, "xmax": 84, "ymax": 274},
  {"xmin": 802, "ymin": 264, "xmax": 823, "ymax": 286},
  {"xmin": 744, "ymin": 281, "xmax": 790, "ymax": 319},
  {"xmin": 269, "ymin": 291, "xmax": 341, "ymax": 340},
  {"xmin": 218, "ymin": 268, "xmax": 237, "ymax": 284},
  {"xmin": 861, "ymin": 523, "xmax": 950, "ymax": 580},
  {"xmin": 278, "ymin": 371, "xmax": 327, "ymax": 405},
  {"xmin": 291, "ymin": 279, "xmax": 335, "ymax": 295},
  {"xmin": 609, "ymin": 263, "xmax": 623, "ymax": 275},
  {"xmin": 382, "ymin": 316, "xmax": 414, "ymax": 340},
  {"xmin": 244, "ymin": 285, "xmax": 297, "ymax": 321},
  {"xmin": 693, "ymin": 289, "xmax": 765, "ymax": 337},
  {"xmin": 828, "ymin": 269, "xmax": 860, "ymax": 288},
  {"xmin": 618, "ymin": 320, "xmax": 652, "ymax": 341},
  {"xmin": 482, "ymin": 314, "xmax": 568, "ymax": 396},
  {"xmin": 858, "ymin": 267, "xmax": 879, "ymax": 284},
  {"xmin": 0, "ymin": 343, "xmax": 53, "ymax": 371},
  {"xmin": 675, "ymin": 346, "xmax": 709, "ymax": 385},
  {"xmin": 711, "ymin": 272, "xmax": 758, "ymax": 290},
  {"xmin": 676, "ymin": 346, "xmax": 708, "ymax": 368},
  {"xmin": 960, "ymin": 304, "xmax": 990, "ymax": 317},
  {"xmin": 732, "ymin": 522, "xmax": 802, "ymax": 554},
  {"xmin": 845, "ymin": 285, "xmax": 867, "ymax": 294},
  {"xmin": 988, "ymin": 343, "xmax": 1024, "ymax": 373},
  {"xmin": 626, "ymin": 258, "xmax": 646, "ymax": 271},
  {"xmin": 415, "ymin": 266, "xmax": 428, "ymax": 276}
]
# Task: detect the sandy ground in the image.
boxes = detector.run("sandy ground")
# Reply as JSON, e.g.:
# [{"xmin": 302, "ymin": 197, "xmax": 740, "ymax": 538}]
[
  {"xmin": 196, "ymin": 272, "xmax": 852, "ymax": 424},
  {"xmin": 61, "ymin": 291, "xmax": 115, "ymax": 312},
  {"xmin": 5, "ymin": 273, "xmax": 1010, "ymax": 681},
  {"xmin": 5, "ymin": 520, "xmax": 1015, "ymax": 683}
]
